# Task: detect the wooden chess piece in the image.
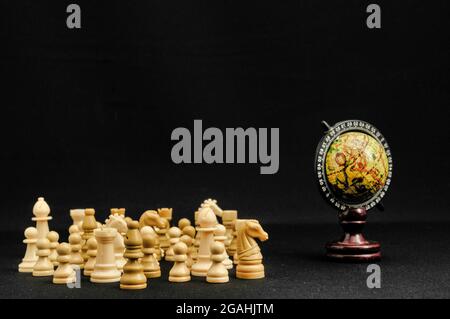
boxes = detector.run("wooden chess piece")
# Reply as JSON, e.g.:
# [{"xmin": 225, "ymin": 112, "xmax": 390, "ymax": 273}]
[
  {"xmin": 193, "ymin": 211, "xmax": 200, "ymax": 259},
  {"xmin": 168, "ymin": 242, "xmax": 191, "ymax": 282},
  {"xmin": 142, "ymin": 233, "xmax": 161, "ymax": 278},
  {"xmin": 53, "ymin": 243, "xmax": 76, "ymax": 284},
  {"xmin": 180, "ymin": 235, "xmax": 194, "ymax": 268},
  {"xmin": 118, "ymin": 208, "xmax": 126, "ymax": 216},
  {"xmin": 207, "ymin": 242, "xmax": 229, "ymax": 283},
  {"xmin": 183, "ymin": 225, "xmax": 197, "ymax": 262},
  {"xmin": 157, "ymin": 208, "xmax": 172, "ymax": 253},
  {"xmin": 69, "ymin": 232, "xmax": 84, "ymax": 270},
  {"xmin": 222, "ymin": 210, "xmax": 238, "ymax": 256},
  {"xmin": 32, "ymin": 238, "xmax": 54, "ymax": 276},
  {"xmin": 235, "ymin": 219, "xmax": 269, "ymax": 280},
  {"xmin": 120, "ymin": 220, "xmax": 147, "ymax": 289},
  {"xmin": 138, "ymin": 210, "xmax": 165, "ymax": 261},
  {"xmin": 47, "ymin": 231, "xmax": 59, "ymax": 266},
  {"xmin": 141, "ymin": 226, "xmax": 162, "ymax": 261},
  {"xmin": 325, "ymin": 208, "xmax": 381, "ymax": 261},
  {"xmin": 32, "ymin": 197, "xmax": 52, "ymax": 239},
  {"xmin": 83, "ymin": 237, "xmax": 97, "ymax": 276},
  {"xmin": 18, "ymin": 227, "xmax": 38, "ymax": 273},
  {"xmin": 214, "ymin": 225, "xmax": 233, "ymax": 269},
  {"xmin": 157, "ymin": 208, "xmax": 173, "ymax": 226},
  {"xmin": 178, "ymin": 218, "xmax": 191, "ymax": 231},
  {"xmin": 191, "ymin": 207, "xmax": 218, "ymax": 277},
  {"xmin": 70, "ymin": 209, "xmax": 85, "ymax": 229},
  {"xmin": 165, "ymin": 227, "xmax": 182, "ymax": 262},
  {"xmin": 91, "ymin": 227, "xmax": 121, "ymax": 283},
  {"xmin": 82, "ymin": 208, "xmax": 97, "ymax": 262},
  {"xmin": 104, "ymin": 214, "xmax": 127, "ymax": 271}
]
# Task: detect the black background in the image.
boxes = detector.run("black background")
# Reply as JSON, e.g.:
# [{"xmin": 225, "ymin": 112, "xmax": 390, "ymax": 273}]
[{"xmin": 0, "ymin": 0, "xmax": 449, "ymax": 298}]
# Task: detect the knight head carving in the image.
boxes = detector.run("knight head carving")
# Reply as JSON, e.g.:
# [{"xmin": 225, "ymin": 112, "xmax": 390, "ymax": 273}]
[
  {"xmin": 236, "ymin": 219, "xmax": 269, "ymax": 242},
  {"xmin": 139, "ymin": 210, "xmax": 166, "ymax": 229}
]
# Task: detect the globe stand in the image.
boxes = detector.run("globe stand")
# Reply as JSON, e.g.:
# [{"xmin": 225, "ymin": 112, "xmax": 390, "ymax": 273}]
[{"xmin": 326, "ymin": 207, "xmax": 381, "ymax": 262}]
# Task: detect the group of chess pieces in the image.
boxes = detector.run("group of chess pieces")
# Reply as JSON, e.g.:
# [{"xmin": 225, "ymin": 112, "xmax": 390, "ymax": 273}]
[{"xmin": 18, "ymin": 197, "xmax": 269, "ymax": 289}]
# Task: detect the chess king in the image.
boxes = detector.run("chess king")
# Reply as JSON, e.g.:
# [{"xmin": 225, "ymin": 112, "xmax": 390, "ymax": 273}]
[{"xmin": 315, "ymin": 120, "xmax": 393, "ymax": 262}]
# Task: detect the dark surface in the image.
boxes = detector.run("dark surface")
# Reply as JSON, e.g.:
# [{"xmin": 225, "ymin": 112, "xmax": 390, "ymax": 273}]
[{"xmin": 2, "ymin": 221, "xmax": 450, "ymax": 299}]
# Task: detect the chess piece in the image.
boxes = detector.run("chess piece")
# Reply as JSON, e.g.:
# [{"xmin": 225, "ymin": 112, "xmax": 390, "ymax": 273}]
[
  {"xmin": 156, "ymin": 218, "xmax": 170, "ymax": 254},
  {"xmin": 118, "ymin": 208, "xmax": 126, "ymax": 216},
  {"xmin": 32, "ymin": 197, "xmax": 52, "ymax": 239},
  {"xmin": 83, "ymin": 237, "xmax": 97, "ymax": 276},
  {"xmin": 138, "ymin": 210, "xmax": 165, "ymax": 261},
  {"xmin": 207, "ymin": 242, "xmax": 229, "ymax": 283},
  {"xmin": 180, "ymin": 235, "xmax": 194, "ymax": 268},
  {"xmin": 142, "ymin": 234, "xmax": 161, "ymax": 278},
  {"xmin": 157, "ymin": 208, "xmax": 172, "ymax": 253},
  {"xmin": 165, "ymin": 227, "xmax": 182, "ymax": 262},
  {"xmin": 193, "ymin": 211, "xmax": 201, "ymax": 259},
  {"xmin": 91, "ymin": 227, "xmax": 121, "ymax": 283},
  {"xmin": 191, "ymin": 207, "xmax": 218, "ymax": 277},
  {"xmin": 105, "ymin": 214, "xmax": 127, "ymax": 271},
  {"xmin": 141, "ymin": 226, "xmax": 162, "ymax": 261},
  {"xmin": 214, "ymin": 225, "xmax": 233, "ymax": 269},
  {"xmin": 81, "ymin": 208, "xmax": 97, "ymax": 262},
  {"xmin": 18, "ymin": 227, "xmax": 38, "ymax": 273},
  {"xmin": 70, "ymin": 209, "xmax": 85, "ymax": 229},
  {"xmin": 235, "ymin": 219, "xmax": 269, "ymax": 279},
  {"xmin": 69, "ymin": 224, "xmax": 81, "ymax": 236},
  {"xmin": 32, "ymin": 238, "xmax": 54, "ymax": 276},
  {"xmin": 47, "ymin": 231, "xmax": 59, "ymax": 266},
  {"xmin": 183, "ymin": 226, "xmax": 197, "ymax": 262},
  {"xmin": 96, "ymin": 222, "xmax": 103, "ymax": 229},
  {"xmin": 222, "ymin": 210, "xmax": 238, "ymax": 255},
  {"xmin": 53, "ymin": 243, "xmax": 76, "ymax": 284},
  {"xmin": 120, "ymin": 220, "xmax": 147, "ymax": 289},
  {"xmin": 168, "ymin": 242, "xmax": 191, "ymax": 282},
  {"xmin": 200, "ymin": 198, "xmax": 223, "ymax": 219},
  {"xmin": 69, "ymin": 232, "xmax": 84, "ymax": 269},
  {"xmin": 178, "ymin": 218, "xmax": 191, "ymax": 231}
]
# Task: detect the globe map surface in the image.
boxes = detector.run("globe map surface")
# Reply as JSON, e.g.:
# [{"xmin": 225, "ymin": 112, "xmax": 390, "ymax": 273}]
[
  {"xmin": 316, "ymin": 120, "xmax": 392, "ymax": 211},
  {"xmin": 325, "ymin": 132, "xmax": 388, "ymax": 205}
]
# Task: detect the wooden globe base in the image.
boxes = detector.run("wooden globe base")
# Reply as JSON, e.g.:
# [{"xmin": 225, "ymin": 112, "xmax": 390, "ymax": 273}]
[{"xmin": 326, "ymin": 207, "xmax": 381, "ymax": 262}]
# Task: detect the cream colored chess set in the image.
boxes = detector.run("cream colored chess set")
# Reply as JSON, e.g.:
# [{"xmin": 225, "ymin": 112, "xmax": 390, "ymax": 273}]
[{"xmin": 18, "ymin": 197, "xmax": 269, "ymax": 289}]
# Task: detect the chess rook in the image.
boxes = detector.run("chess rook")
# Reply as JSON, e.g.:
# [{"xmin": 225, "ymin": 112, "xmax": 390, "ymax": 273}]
[
  {"xmin": 91, "ymin": 228, "xmax": 121, "ymax": 283},
  {"xmin": 70, "ymin": 209, "xmax": 85, "ymax": 229}
]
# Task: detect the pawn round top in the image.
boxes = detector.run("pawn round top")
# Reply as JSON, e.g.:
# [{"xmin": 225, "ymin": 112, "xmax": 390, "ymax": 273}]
[
  {"xmin": 85, "ymin": 208, "xmax": 95, "ymax": 216},
  {"xmin": 178, "ymin": 218, "xmax": 191, "ymax": 230},
  {"xmin": 24, "ymin": 227, "xmax": 38, "ymax": 239},
  {"xmin": 56, "ymin": 242, "xmax": 71, "ymax": 255},
  {"xmin": 214, "ymin": 224, "xmax": 226, "ymax": 236},
  {"xmin": 47, "ymin": 231, "xmax": 59, "ymax": 242},
  {"xmin": 180, "ymin": 234, "xmax": 192, "ymax": 246},
  {"xmin": 168, "ymin": 227, "xmax": 182, "ymax": 238},
  {"xmin": 36, "ymin": 237, "xmax": 50, "ymax": 249},
  {"xmin": 141, "ymin": 226, "xmax": 156, "ymax": 237},
  {"xmin": 32, "ymin": 197, "xmax": 50, "ymax": 218},
  {"xmin": 173, "ymin": 242, "xmax": 188, "ymax": 255},
  {"xmin": 126, "ymin": 219, "xmax": 139, "ymax": 230},
  {"xmin": 68, "ymin": 225, "xmax": 80, "ymax": 234},
  {"xmin": 69, "ymin": 233, "xmax": 81, "ymax": 244},
  {"xmin": 183, "ymin": 225, "xmax": 196, "ymax": 238},
  {"xmin": 198, "ymin": 207, "xmax": 217, "ymax": 229},
  {"xmin": 87, "ymin": 237, "xmax": 97, "ymax": 249},
  {"xmin": 142, "ymin": 234, "xmax": 157, "ymax": 248},
  {"xmin": 124, "ymin": 217, "xmax": 133, "ymax": 224},
  {"xmin": 210, "ymin": 241, "xmax": 225, "ymax": 255}
]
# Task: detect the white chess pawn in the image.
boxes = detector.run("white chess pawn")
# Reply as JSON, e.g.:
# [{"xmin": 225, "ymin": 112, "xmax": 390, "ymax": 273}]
[
  {"xmin": 53, "ymin": 243, "xmax": 76, "ymax": 284},
  {"xmin": 165, "ymin": 227, "xmax": 182, "ymax": 262},
  {"xmin": 206, "ymin": 242, "xmax": 229, "ymax": 283},
  {"xmin": 142, "ymin": 234, "xmax": 161, "ymax": 278},
  {"xmin": 191, "ymin": 207, "xmax": 218, "ymax": 277},
  {"xmin": 18, "ymin": 227, "xmax": 38, "ymax": 273},
  {"xmin": 32, "ymin": 197, "xmax": 52, "ymax": 239},
  {"xmin": 169, "ymin": 242, "xmax": 191, "ymax": 282},
  {"xmin": 33, "ymin": 238, "xmax": 54, "ymax": 276},
  {"xmin": 47, "ymin": 231, "xmax": 59, "ymax": 266},
  {"xmin": 214, "ymin": 225, "xmax": 233, "ymax": 269},
  {"xmin": 69, "ymin": 232, "xmax": 84, "ymax": 270},
  {"xmin": 179, "ymin": 235, "xmax": 194, "ymax": 268}
]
